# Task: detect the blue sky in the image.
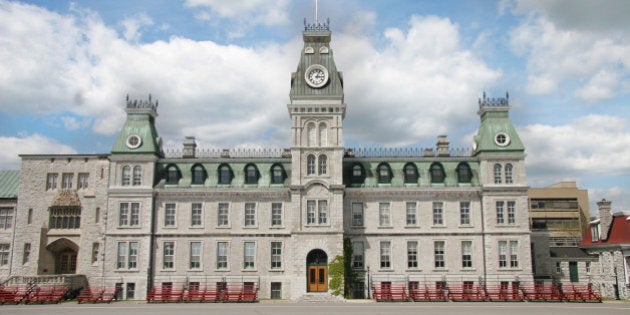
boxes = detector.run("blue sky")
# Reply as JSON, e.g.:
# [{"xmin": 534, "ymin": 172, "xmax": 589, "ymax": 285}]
[{"xmin": 0, "ymin": 0, "xmax": 628, "ymax": 213}]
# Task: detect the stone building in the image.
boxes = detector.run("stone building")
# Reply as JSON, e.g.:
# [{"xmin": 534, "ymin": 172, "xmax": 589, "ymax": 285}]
[
  {"xmin": 3, "ymin": 20, "xmax": 533, "ymax": 300},
  {"xmin": 580, "ymin": 199, "xmax": 630, "ymax": 299},
  {"xmin": 0, "ymin": 170, "xmax": 19, "ymax": 279}
]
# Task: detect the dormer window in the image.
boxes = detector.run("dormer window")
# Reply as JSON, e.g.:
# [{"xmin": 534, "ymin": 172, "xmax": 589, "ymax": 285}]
[
  {"xmin": 404, "ymin": 163, "xmax": 418, "ymax": 184},
  {"xmin": 590, "ymin": 224, "xmax": 600, "ymax": 242},
  {"xmin": 271, "ymin": 164, "xmax": 285, "ymax": 184},
  {"xmin": 350, "ymin": 163, "xmax": 365, "ymax": 185},
  {"xmin": 165, "ymin": 165, "xmax": 181, "ymax": 185},
  {"xmin": 456, "ymin": 162, "xmax": 472, "ymax": 183},
  {"xmin": 191, "ymin": 164, "xmax": 207, "ymax": 185},
  {"xmin": 218, "ymin": 164, "xmax": 233, "ymax": 185},
  {"xmin": 430, "ymin": 163, "xmax": 445, "ymax": 183},
  {"xmin": 377, "ymin": 163, "xmax": 392, "ymax": 184},
  {"xmin": 245, "ymin": 164, "xmax": 260, "ymax": 184}
]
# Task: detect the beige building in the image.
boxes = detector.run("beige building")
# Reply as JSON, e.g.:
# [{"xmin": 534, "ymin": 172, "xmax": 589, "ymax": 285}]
[{"xmin": 3, "ymin": 20, "xmax": 533, "ymax": 301}]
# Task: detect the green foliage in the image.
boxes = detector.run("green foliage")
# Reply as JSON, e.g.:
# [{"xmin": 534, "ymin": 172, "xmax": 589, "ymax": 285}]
[
  {"xmin": 328, "ymin": 255, "xmax": 344, "ymax": 296},
  {"xmin": 343, "ymin": 238, "xmax": 359, "ymax": 298}
]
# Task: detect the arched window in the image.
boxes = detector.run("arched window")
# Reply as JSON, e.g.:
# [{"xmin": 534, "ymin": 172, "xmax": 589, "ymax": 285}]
[
  {"xmin": 307, "ymin": 155, "xmax": 316, "ymax": 175},
  {"xmin": 191, "ymin": 164, "xmax": 207, "ymax": 185},
  {"xmin": 318, "ymin": 122, "xmax": 327, "ymax": 147},
  {"xmin": 456, "ymin": 162, "xmax": 472, "ymax": 183},
  {"xmin": 430, "ymin": 163, "xmax": 445, "ymax": 183},
  {"xmin": 244, "ymin": 164, "xmax": 259, "ymax": 184},
  {"xmin": 318, "ymin": 155, "xmax": 327, "ymax": 175},
  {"xmin": 218, "ymin": 164, "xmax": 233, "ymax": 185},
  {"xmin": 377, "ymin": 163, "xmax": 392, "ymax": 184},
  {"xmin": 166, "ymin": 165, "xmax": 180, "ymax": 185},
  {"xmin": 494, "ymin": 164, "xmax": 502, "ymax": 184},
  {"xmin": 505, "ymin": 163, "xmax": 513, "ymax": 184},
  {"xmin": 122, "ymin": 166, "xmax": 131, "ymax": 186},
  {"xmin": 351, "ymin": 163, "xmax": 365, "ymax": 185},
  {"xmin": 132, "ymin": 166, "xmax": 142, "ymax": 186},
  {"xmin": 270, "ymin": 164, "xmax": 285, "ymax": 184},
  {"xmin": 404, "ymin": 163, "xmax": 418, "ymax": 184},
  {"xmin": 307, "ymin": 122, "xmax": 316, "ymax": 147}
]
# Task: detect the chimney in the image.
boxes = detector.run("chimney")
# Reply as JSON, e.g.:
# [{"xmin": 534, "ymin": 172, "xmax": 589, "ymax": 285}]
[
  {"xmin": 437, "ymin": 135, "xmax": 450, "ymax": 157},
  {"xmin": 182, "ymin": 136, "xmax": 197, "ymax": 158},
  {"xmin": 597, "ymin": 199, "xmax": 613, "ymax": 241}
]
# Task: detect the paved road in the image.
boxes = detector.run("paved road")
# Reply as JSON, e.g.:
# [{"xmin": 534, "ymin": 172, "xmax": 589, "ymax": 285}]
[{"xmin": 0, "ymin": 301, "xmax": 629, "ymax": 315}]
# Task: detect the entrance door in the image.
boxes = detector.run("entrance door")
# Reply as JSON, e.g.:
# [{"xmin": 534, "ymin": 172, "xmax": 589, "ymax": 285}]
[
  {"xmin": 569, "ymin": 261, "xmax": 579, "ymax": 282},
  {"xmin": 58, "ymin": 251, "xmax": 77, "ymax": 274},
  {"xmin": 308, "ymin": 266, "xmax": 327, "ymax": 292}
]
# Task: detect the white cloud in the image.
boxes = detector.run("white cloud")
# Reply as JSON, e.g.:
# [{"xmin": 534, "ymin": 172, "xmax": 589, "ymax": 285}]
[
  {"xmin": 507, "ymin": 0, "xmax": 630, "ymax": 101},
  {"xmin": 590, "ymin": 187, "xmax": 630, "ymax": 216},
  {"xmin": 0, "ymin": 134, "xmax": 77, "ymax": 170},
  {"xmin": 520, "ymin": 115, "xmax": 630, "ymax": 180},
  {"xmin": 120, "ymin": 12, "xmax": 154, "ymax": 42},
  {"xmin": 184, "ymin": 0, "xmax": 290, "ymax": 38},
  {"xmin": 335, "ymin": 15, "xmax": 501, "ymax": 145}
]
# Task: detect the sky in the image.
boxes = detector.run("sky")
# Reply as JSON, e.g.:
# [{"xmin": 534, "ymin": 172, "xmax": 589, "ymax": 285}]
[{"xmin": 0, "ymin": 0, "xmax": 628, "ymax": 214}]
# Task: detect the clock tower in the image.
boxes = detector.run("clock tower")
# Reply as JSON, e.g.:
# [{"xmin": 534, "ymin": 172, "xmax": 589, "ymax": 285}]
[{"xmin": 287, "ymin": 19, "xmax": 346, "ymax": 295}]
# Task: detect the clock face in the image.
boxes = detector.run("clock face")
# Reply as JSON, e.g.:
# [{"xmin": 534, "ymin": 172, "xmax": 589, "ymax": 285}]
[{"xmin": 304, "ymin": 64, "xmax": 329, "ymax": 88}]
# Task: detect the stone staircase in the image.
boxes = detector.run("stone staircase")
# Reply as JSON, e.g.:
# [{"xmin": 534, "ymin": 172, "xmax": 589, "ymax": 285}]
[{"xmin": 296, "ymin": 292, "xmax": 346, "ymax": 303}]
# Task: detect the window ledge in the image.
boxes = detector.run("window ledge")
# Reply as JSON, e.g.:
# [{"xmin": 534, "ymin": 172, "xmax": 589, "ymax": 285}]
[
  {"xmin": 351, "ymin": 226, "xmax": 366, "ymax": 229},
  {"xmin": 404, "ymin": 226, "xmax": 420, "ymax": 229},
  {"xmin": 432, "ymin": 269, "xmax": 448, "ymax": 272},
  {"xmin": 269, "ymin": 269, "xmax": 285, "ymax": 272},
  {"xmin": 431, "ymin": 225, "xmax": 447, "ymax": 229},
  {"xmin": 214, "ymin": 269, "xmax": 230, "ymax": 272},
  {"xmin": 270, "ymin": 226, "xmax": 285, "ymax": 229},
  {"xmin": 378, "ymin": 226, "xmax": 393, "ymax": 229},
  {"xmin": 189, "ymin": 226, "xmax": 204, "ymax": 229},
  {"xmin": 459, "ymin": 269, "xmax": 477, "ymax": 272},
  {"xmin": 241, "ymin": 269, "xmax": 258, "ymax": 272},
  {"xmin": 406, "ymin": 269, "xmax": 423, "ymax": 272},
  {"xmin": 243, "ymin": 226, "xmax": 259, "ymax": 229},
  {"xmin": 160, "ymin": 269, "xmax": 176, "ymax": 272},
  {"xmin": 187, "ymin": 269, "xmax": 203, "ymax": 272},
  {"xmin": 378, "ymin": 269, "xmax": 394, "ymax": 272},
  {"xmin": 115, "ymin": 269, "xmax": 139, "ymax": 273},
  {"xmin": 458, "ymin": 225, "xmax": 475, "ymax": 228},
  {"xmin": 216, "ymin": 226, "xmax": 231, "ymax": 229}
]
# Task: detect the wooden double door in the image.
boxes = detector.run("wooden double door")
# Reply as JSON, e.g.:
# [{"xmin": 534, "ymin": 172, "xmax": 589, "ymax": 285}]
[{"xmin": 308, "ymin": 266, "xmax": 327, "ymax": 292}]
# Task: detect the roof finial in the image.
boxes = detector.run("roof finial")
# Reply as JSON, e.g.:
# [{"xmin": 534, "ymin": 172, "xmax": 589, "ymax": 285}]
[{"xmin": 315, "ymin": 0, "xmax": 319, "ymax": 24}]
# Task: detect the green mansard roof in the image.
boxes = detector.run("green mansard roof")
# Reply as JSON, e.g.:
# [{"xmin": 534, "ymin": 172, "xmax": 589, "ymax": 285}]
[
  {"xmin": 111, "ymin": 96, "xmax": 162, "ymax": 156},
  {"xmin": 473, "ymin": 94, "xmax": 525, "ymax": 155}
]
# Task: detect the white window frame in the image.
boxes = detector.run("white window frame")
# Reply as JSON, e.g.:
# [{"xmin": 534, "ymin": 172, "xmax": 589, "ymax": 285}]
[
  {"xmin": 189, "ymin": 241, "xmax": 202, "ymax": 270},
  {"xmin": 352, "ymin": 241, "xmax": 364, "ymax": 269},
  {"xmin": 406, "ymin": 202, "xmax": 417, "ymax": 226},
  {"xmin": 243, "ymin": 242, "xmax": 256, "ymax": 270},
  {"xmin": 496, "ymin": 201, "xmax": 505, "ymax": 224},
  {"xmin": 434, "ymin": 241, "xmax": 445, "ymax": 269},
  {"xmin": 271, "ymin": 203, "xmax": 283, "ymax": 227},
  {"xmin": 407, "ymin": 241, "xmax": 418, "ymax": 269},
  {"xmin": 461, "ymin": 241, "xmax": 472, "ymax": 268},
  {"xmin": 218, "ymin": 203, "xmax": 229, "ymax": 227},
  {"xmin": 216, "ymin": 242, "xmax": 229, "ymax": 270},
  {"xmin": 380, "ymin": 241, "xmax": 391, "ymax": 269},
  {"xmin": 460, "ymin": 202, "xmax": 471, "ymax": 225},
  {"xmin": 244, "ymin": 203, "xmax": 257, "ymax": 227},
  {"xmin": 433, "ymin": 202, "xmax": 444, "ymax": 226},
  {"xmin": 379, "ymin": 203, "xmax": 391, "ymax": 227},
  {"xmin": 351, "ymin": 203, "xmax": 364, "ymax": 227},
  {"xmin": 164, "ymin": 203, "xmax": 176, "ymax": 227},
  {"xmin": 163, "ymin": 241, "xmax": 175, "ymax": 269},
  {"xmin": 270, "ymin": 241, "xmax": 282, "ymax": 270},
  {"xmin": 191, "ymin": 203, "xmax": 203, "ymax": 227}
]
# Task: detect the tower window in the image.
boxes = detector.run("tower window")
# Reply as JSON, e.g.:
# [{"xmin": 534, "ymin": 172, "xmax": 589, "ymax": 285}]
[
  {"xmin": 494, "ymin": 164, "xmax": 502, "ymax": 184},
  {"xmin": 307, "ymin": 155, "xmax": 316, "ymax": 175},
  {"xmin": 132, "ymin": 166, "xmax": 142, "ymax": 186},
  {"xmin": 505, "ymin": 163, "xmax": 513, "ymax": 184},
  {"xmin": 318, "ymin": 155, "xmax": 327, "ymax": 175}
]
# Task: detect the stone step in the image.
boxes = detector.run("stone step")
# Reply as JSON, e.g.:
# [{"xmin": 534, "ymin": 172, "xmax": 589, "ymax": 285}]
[{"xmin": 296, "ymin": 292, "xmax": 346, "ymax": 303}]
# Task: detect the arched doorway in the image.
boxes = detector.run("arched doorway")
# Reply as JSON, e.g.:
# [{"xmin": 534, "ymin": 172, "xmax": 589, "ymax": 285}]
[
  {"xmin": 306, "ymin": 249, "xmax": 328, "ymax": 292},
  {"xmin": 46, "ymin": 238, "xmax": 79, "ymax": 274}
]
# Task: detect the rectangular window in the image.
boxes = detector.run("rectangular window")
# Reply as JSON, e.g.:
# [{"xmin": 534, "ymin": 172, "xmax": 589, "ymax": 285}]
[
  {"xmin": 318, "ymin": 200, "xmax": 328, "ymax": 224},
  {"xmin": 244, "ymin": 242, "xmax": 255, "ymax": 269},
  {"xmin": 91, "ymin": 242, "xmax": 99, "ymax": 264},
  {"xmin": 130, "ymin": 203, "xmax": 139, "ymax": 226},
  {"xmin": 95, "ymin": 207, "xmax": 100, "ymax": 224},
  {"xmin": 163, "ymin": 242, "xmax": 175, "ymax": 269},
  {"xmin": 218, "ymin": 203, "xmax": 229, "ymax": 226},
  {"xmin": 352, "ymin": 241, "xmax": 364, "ymax": 269},
  {"xmin": 590, "ymin": 225, "xmax": 600, "ymax": 242},
  {"xmin": 271, "ymin": 203, "xmax": 282, "ymax": 226},
  {"xmin": 307, "ymin": 200, "xmax": 316, "ymax": 224},
  {"xmin": 461, "ymin": 241, "xmax": 472, "ymax": 268},
  {"xmin": 27, "ymin": 208, "xmax": 33, "ymax": 224},
  {"xmin": 191, "ymin": 203, "xmax": 202, "ymax": 227},
  {"xmin": 22, "ymin": 243, "xmax": 31, "ymax": 264},
  {"xmin": 498, "ymin": 241, "xmax": 507, "ymax": 268},
  {"xmin": 244, "ymin": 203, "xmax": 256, "ymax": 226},
  {"xmin": 509, "ymin": 241, "xmax": 519, "ymax": 268},
  {"xmin": 496, "ymin": 201, "xmax": 505, "ymax": 224},
  {"xmin": 556, "ymin": 262, "xmax": 562, "ymax": 273},
  {"xmin": 433, "ymin": 202, "xmax": 444, "ymax": 225},
  {"xmin": 119, "ymin": 204, "xmax": 129, "ymax": 226},
  {"xmin": 406, "ymin": 202, "xmax": 417, "ymax": 226},
  {"xmin": 407, "ymin": 241, "xmax": 418, "ymax": 269},
  {"xmin": 217, "ymin": 242, "xmax": 228, "ymax": 269},
  {"xmin": 0, "ymin": 208, "xmax": 13, "ymax": 229},
  {"xmin": 507, "ymin": 201, "xmax": 516, "ymax": 224},
  {"xmin": 379, "ymin": 203, "xmax": 391, "ymax": 226},
  {"xmin": 380, "ymin": 241, "xmax": 391, "ymax": 269},
  {"xmin": 270, "ymin": 282, "xmax": 282, "ymax": 299},
  {"xmin": 77, "ymin": 173, "xmax": 89, "ymax": 189},
  {"xmin": 190, "ymin": 242, "xmax": 201, "ymax": 269},
  {"xmin": 116, "ymin": 242, "xmax": 138, "ymax": 269},
  {"xmin": 61, "ymin": 173, "xmax": 73, "ymax": 189},
  {"xmin": 46, "ymin": 173, "xmax": 58, "ymax": 190},
  {"xmin": 271, "ymin": 242, "xmax": 282, "ymax": 269},
  {"xmin": 0, "ymin": 244, "xmax": 9, "ymax": 266},
  {"xmin": 119, "ymin": 203, "xmax": 140, "ymax": 227},
  {"xmin": 164, "ymin": 203, "xmax": 176, "ymax": 227},
  {"xmin": 351, "ymin": 203, "xmax": 364, "ymax": 227},
  {"xmin": 586, "ymin": 261, "xmax": 591, "ymax": 273},
  {"xmin": 460, "ymin": 202, "xmax": 470, "ymax": 225},
  {"xmin": 434, "ymin": 241, "xmax": 445, "ymax": 268}
]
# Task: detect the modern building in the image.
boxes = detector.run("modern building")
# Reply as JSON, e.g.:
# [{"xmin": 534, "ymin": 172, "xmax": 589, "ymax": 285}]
[
  {"xmin": 3, "ymin": 20, "xmax": 533, "ymax": 300},
  {"xmin": 528, "ymin": 181, "xmax": 593, "ymax": 282},
  {"xmin": 580, "ymin": 199, "xmax": 630, "ymax": 299}
]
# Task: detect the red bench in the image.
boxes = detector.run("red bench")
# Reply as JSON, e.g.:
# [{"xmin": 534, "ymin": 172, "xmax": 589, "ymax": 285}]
[
  {"xmin": 77, "ymin": 286, "xmax": 120, "ymax": 303},
  {"xmin": 448, "ymin": 284, "xmax": 487, "ymax": 301},
  {"xmin": 24, "ymin": 285, "xmax": 70, "ymax": 304},
  {"xmin": 485, "ymin": 284, "xmax": 523, "ymax": 301},
  {"xmin": 521, "ymin": 284, "xmax": 564, "ymax": 302},
  {"xmin": 563, "ymin": 284, "xmax": 602, "ymax": 303},
  {"xmin": 408, "ymin": 284, "xmax": 447, "ymax": 302},
  {"xmin": 146, "ymin": 286, "xmax": 184, "ymax": 303},
  {"xmin": 0, "ymin": 286, "xmax": 29, "ymax": 304},
  {"xmin": 222, "ymin": 284, "xmax": 258, "ymax": 302},
  {"xmin": 372, "ymin": 283, "xmax": 408, "ymax": 302}
]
